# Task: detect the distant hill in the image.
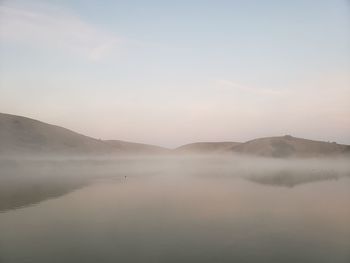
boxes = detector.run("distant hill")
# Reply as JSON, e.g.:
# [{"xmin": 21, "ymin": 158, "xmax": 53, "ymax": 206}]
[
  {"xmin": 174, "ymin": 142, "xmax": 241, "ymax": 154},
  {"xmin": 229, "ymin": 135, "xmax": 350, "ymax": 158},
  {"xmin": 0, "ymin": 113, "xmax": 168, "ymax": 156}
]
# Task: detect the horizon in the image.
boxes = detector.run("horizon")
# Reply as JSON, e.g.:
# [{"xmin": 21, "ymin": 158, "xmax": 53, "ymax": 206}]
[{"xmin": 1, "ymin": 0, "xmax": 350, "ymax": 147}]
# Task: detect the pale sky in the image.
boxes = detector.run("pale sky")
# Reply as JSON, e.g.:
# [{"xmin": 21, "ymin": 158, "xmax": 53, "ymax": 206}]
[{"xmin": 1, "ymin": 0, "xmax": 349, "ymax": 147}]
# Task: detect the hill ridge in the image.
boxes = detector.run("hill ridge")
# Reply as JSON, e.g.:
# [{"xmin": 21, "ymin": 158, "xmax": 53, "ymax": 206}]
[{"xmin": 1, "ymin": 113, "xmax": 349, "ymax": 157}]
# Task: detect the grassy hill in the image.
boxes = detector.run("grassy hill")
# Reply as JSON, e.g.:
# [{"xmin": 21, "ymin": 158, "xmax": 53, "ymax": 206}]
[
  {"xmin": 230, "ymin": 135, "xmax": 350, "ymax": 158},
  {"xmin": 0, "ymin": 113, "xmax": 168, "ymax": 156}
]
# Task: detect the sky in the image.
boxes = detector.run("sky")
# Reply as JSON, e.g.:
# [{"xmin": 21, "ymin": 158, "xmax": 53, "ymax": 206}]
[{"xmin": 0, "ymin": 0, "xmax": 349, "ymax": 147}]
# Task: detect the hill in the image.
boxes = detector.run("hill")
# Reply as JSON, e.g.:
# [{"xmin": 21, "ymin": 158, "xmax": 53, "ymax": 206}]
[
  {"xmin": 0, "ymin": 113, "xmax": 168, "ymax": 156},
  {"xmin": 230, "ymin": 135, "xmax": 350, "ymax": 158}
]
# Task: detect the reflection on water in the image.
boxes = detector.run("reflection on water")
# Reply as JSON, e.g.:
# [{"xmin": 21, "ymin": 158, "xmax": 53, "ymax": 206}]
[
  {"xmin": 247, "ymin": 169, "xmax": 341, "ymax": 187},
  {"xmin": 0, "ymin": 156, "xmax": 349, "ymax": 262}
]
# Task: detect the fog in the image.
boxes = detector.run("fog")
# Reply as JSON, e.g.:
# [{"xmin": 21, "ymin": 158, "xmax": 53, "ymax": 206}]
[
  {"xmin": 1, "ymin": 155, "xmax": 350, "ymax": 262},
  {"xmin": 1, "ymin": 155, "xmax": 349, "ymax": 212}
]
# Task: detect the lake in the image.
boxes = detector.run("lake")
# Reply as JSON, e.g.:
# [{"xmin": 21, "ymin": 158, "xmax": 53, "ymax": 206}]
[{"xmin": 0, "ymin": 156, "xmax": 349, "ymax": 263}]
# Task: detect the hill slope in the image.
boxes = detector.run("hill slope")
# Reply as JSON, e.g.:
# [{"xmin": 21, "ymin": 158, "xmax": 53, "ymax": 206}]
[
  {"xmin": 230, "ymin": 135, "xmax": 350, "ymax": 158},
  {"xmin": 0, "ymin": 113, "xmax": 168, "ymax": 156}
]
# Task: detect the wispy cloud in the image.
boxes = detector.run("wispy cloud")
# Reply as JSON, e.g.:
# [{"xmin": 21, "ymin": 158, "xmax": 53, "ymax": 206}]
[{"xmin": 0, "ymin": 3, "xmax": 120, "ymax": 60}]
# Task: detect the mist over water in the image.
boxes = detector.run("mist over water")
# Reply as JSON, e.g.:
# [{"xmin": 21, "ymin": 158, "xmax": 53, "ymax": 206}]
[{"xmin": 0, "ymin": 155, "xmax": 350, "ymax": 262}]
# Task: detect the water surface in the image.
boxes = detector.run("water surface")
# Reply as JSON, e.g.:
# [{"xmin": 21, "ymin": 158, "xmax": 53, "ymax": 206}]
[{"xmin": 0, "ymin": 157, "xmax": 349, "ymax": 263}]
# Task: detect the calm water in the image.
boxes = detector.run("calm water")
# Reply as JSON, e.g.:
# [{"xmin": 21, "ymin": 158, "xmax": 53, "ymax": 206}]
[{"xmin": 0, "ymin": 157, "xmax": 349, "ymax": 263}]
